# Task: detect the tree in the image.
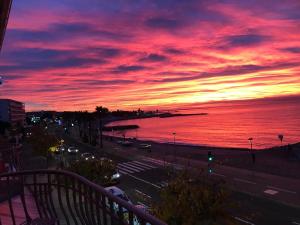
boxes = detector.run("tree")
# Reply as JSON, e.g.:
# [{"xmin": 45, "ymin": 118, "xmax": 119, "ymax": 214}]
[
  {"xmin": 67, "ymin": 158, "xmax": 117, "ymax": 186},
  {"xmin": 152, "ymin": 171, "xmax": 235, "ymax": 225},
  {"xmin": 28, "ymin": 125, "xmax": 59, "ymax": 157},
  {"xmin": 95, "ymin": 106, "xmax": 109, "ymax": 148}
]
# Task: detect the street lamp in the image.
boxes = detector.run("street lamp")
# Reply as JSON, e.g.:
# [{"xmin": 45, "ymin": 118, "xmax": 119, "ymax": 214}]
[
  {"xmin": 172, "ymin": 132, "xmax": 176, "ymax": 163},
  {"xmin": 248, "ymin": 137, "xmax": 253, "ymax": 151},
  {"xmin": 172, "ymin": 132, "xmax": 176, "ymax": 145},
  {"xmin": 278, "ymin": 134, "xmax": 284, "ymax": 147},
  {"xmin": 248, "ymin": 137, "xmax": 255, "ymax": 164}
]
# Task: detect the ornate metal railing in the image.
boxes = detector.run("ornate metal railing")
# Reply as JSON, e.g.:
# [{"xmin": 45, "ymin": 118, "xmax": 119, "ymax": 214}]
[{"xmin": 0, "ymin": 170, "xmax": 166, "ymax": 225}]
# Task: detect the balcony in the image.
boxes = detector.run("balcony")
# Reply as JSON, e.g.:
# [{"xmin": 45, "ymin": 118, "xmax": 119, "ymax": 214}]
[{"xmin": 0, "ymin": 169, "xmax": 166, "ymax": 225}]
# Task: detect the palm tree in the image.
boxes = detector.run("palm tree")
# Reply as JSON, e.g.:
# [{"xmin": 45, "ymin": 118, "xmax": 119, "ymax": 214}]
[{"xmin": 95, "ymin": 106, "xmax": 109, "ymax": 148}]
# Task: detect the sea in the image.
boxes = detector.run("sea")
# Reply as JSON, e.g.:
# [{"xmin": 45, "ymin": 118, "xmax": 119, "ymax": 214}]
[{"xmin": 106, "ymin": 97, "xmax": 300, "ymax": 149}]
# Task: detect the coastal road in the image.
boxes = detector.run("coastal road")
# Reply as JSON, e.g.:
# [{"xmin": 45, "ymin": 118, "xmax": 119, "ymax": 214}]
[{"xmin": 55, "ymin": 127, "xmax": 300, "ymax": 225}]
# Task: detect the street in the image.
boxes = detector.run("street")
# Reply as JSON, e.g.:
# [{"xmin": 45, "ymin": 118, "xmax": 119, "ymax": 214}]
[{"xmin": 54, "ymin": 126, "xmax": 300, "ymax": 225}]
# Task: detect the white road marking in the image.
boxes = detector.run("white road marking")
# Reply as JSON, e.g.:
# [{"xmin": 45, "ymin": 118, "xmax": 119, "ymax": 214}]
[
  {"xmin": 124, "ymin": 161, "xmax": 154, "ymax": 170},
  {"xmin": 127, "ymin": 174, "xmax": 161, "ymax": 189},
  {"xmin": 141, "ymin": 157, "xmax": 168, "ymax": 166},
  {"xmin": 121, "ymin": 162, "xmax": 146, "ymax": 171},
  {"xmin": 292, "ymin": 221, "xmax": 300, "ymax": 225},
  {"xmin": 118, "ymin": 164, "xmax": 143, "ymax": 173},
  {"xmin": 212, "ymin": 172, "xmax": 226, "ymax": 177},
  {"xmin": 234, "ymin": 178, "xmax": 256, "ymax": 185},
  {"xmin": 264, "ymin": 189, "xmax": 278, "ymax": 195},
  {"xmin": 135, "ymin": 189, "xmax": 152, "ymax": 199},
  {"xmin": 137, "ymin": 202, "xmax": 150, "ymax": 208},
  {"xmin": 267, "ymin": 186, "xmax": 296, "ymax": 194},
  {"xmin": 118, "ymin": 169, "xmax": 128, "ymax": 175},
  {"xmin": 234, "ymin": 217, "xmax": 255, "ymax": 225},
  {"xmin": 131, "ymin": 161, "xmax": 156, "ymax": 169},
  {"xmin": 118, "ymin": 166, "xmax": 137, "ymax": 174}
]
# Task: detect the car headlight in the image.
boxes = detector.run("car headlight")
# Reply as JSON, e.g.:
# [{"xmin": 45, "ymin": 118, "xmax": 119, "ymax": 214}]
[
  {"xmin": 112, "ymin": 173, "xmax": 121, "ymax": 179},
  {"xmin": 75, "ymin": 149, "xmax": 79, "ymax": 152},
  {"xmin": 68, "ymin": 149, "xmax": 71, "ymax": 152}
]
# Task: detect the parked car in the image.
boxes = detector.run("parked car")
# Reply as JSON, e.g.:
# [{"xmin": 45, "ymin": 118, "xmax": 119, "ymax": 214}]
[
  {"xmin": 67, "ymin": 146, "xmax": 79, "ymax": 154},
  {"xmin": 80, "ymin": 152, "xmax": 95, "ymax": 160},
  {"xmin": 139, "ymin": 143, "xmax": 152, "ymax": 152}
]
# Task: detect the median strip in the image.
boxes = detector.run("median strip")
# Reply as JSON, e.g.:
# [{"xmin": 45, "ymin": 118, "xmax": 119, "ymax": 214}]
[
  {"xmin": 234, "ymin": 178, "xmax": 256, "ymax": 185},
  {"xmin": 127, "ymin": 174, "xmax": 162, "ymax": 189},
  {"xmin": 234, "ymin": 217, "xmax": 255, "ymax": 225},
  {"xmin": 267, "ymin": 186, "xmax": 296, "ymax": 194}
]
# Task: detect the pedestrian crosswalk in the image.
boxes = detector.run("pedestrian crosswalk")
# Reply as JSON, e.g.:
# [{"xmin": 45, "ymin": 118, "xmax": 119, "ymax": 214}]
[
  {"xmin": 117, "ymin": 160, "xmax": 159, "ymax": 175},
  {"xmin": 117, "ymin": 157, "xmax": 183, "ymax": 175}
]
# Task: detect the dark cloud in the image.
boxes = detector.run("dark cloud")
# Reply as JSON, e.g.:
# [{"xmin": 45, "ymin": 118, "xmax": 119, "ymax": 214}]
[
  {"xmin": 73, "ymin": 79, "xmax": 135, "ymax": 86},
  {"xmin": 92, "ymin": 47, "xmax": 122, "ymax": 57},
  {"xmin": 6, "ymin": 22, "xmax": 131, "ymax": 43},
  {"xmin": 0, "ymin": 48, "xmax": 106, "ymax": 72},
  {"xmin": 163, "ymin": 48, "xmax": 185, "ymax": 55},
  {"xmin": 281, "ymin": 47, "xmax": 300, "ymax": 53},
  {"xmin": 220, "ymin": 34, "xmax": 270, "ymax": 48},
  {"xmin": 139, "ymin": 53, "xmax": 168, "ymax": 62},
  {"xmin": 113, "ymin": 65, "xmax": 147, "ymax": 73},
  {"xmin": 145, "ymin": 17, "xmax": 181, "ymax": 29}
]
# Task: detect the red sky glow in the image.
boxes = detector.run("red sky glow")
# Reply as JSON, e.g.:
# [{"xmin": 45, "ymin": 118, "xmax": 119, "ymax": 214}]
[{"xmin": 1, "ymin": 0, "xmax": 300, "ymax": 111}]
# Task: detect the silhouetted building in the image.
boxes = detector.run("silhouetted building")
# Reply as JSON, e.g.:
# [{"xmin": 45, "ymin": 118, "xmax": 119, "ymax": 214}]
[{"xmin": 0, "ymin": 99, "xmax": 25, "ymax": 126}]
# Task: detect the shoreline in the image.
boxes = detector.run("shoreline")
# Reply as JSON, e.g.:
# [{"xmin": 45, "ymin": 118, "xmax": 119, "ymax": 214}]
[
  {"xmin": 104, "ymin": 135, "xmax": 300, "ymax": 179},
  {"xmin": 104, "ymin": 134, "xmax": 300, "ymax": 152}
]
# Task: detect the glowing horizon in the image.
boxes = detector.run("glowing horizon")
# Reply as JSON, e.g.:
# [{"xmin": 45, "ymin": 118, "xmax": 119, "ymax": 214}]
[{"xmin": 1, "ymin": 0, "xmax": 300, "ymax": 111}]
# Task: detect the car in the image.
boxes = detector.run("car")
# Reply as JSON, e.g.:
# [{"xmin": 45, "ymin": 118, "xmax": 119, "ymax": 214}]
[
  {"xmin": 54, "ymin": 145, "xmax": 66, "ymax": 154},
  {"xmin": 100, "ymin": 157, "xmax": 121, "ymax": 183},
  {"xmin": 105, "ymin": 186, "xmax": 132, "ymax": 203},
  {"xmin": 80, "ymin": 152, "xmax": 95, "ymax": 160},
  {"xmin": 67, "ymin": 146, "xmax": 79, "ymax": 154},
  {"xmin": 139, "ymin": 143, "xmax": 152, "ymax": 152}
]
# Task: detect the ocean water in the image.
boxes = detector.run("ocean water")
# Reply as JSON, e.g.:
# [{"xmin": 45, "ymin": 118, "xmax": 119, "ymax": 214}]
[{"xmin": 106, "ymin": 98, "xmax": 300, "ymax": 149}]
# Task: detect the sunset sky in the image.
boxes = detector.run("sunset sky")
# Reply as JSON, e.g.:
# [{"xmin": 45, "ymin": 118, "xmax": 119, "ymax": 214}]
[{"xmin": 1, "ymin": 0, "xmax": 300, "ymax": 111}]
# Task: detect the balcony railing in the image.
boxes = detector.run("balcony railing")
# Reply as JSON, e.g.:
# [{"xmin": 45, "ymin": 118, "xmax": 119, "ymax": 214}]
[{"xmin": 0, "ymin": 170, "xmax": 166, "ymax": 225}]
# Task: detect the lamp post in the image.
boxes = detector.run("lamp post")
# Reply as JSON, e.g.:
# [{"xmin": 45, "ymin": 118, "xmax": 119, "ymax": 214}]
[
  {"xmin": 248, "ymin": 137, "xmax": 255, "ymax": 164},
  {"xmin": 172, "ymin": 132, "xmax": 176, "ymax": 163},
  {"xmin": 278, "ymin": 134, "xmax": 283, "ymax": 148}
]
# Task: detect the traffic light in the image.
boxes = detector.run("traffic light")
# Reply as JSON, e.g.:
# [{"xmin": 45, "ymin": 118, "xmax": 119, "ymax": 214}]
[{"xmin": 208, "ymin": 151, "xmax": 214, "ymax": 162}]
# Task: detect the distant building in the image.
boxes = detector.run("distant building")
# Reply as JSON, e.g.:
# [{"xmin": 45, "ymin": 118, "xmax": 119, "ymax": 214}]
[{"xmin": 0, "ymin": 99, "xmax": 25, "ymax": 126}]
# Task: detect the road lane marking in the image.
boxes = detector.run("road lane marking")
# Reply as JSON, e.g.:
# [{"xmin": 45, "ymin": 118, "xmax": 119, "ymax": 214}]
[
  {"xmin": 135, "ymin": 189, "xmax": 152, "ymax": 199},
  {"xmin": 126, "ymin": 174, "xmax": 161, "ymax": 189},
  {"xmin": 118, "ymin": 167, "xmax": 136, "ymax": 174},
  {"xmin": 121, "ymin": 162, "xmax": 147, "ymax": 171},
  {"xmin": 125, "ymin": 161, "xmax": 155, "ymax": 170},
  {"xmin": 234, "ymin": 217, "xmax": 255, "ymax": 225},
  {"xmin": 131, "ymin": 161, "xmax": 156, "ymax": 169},
  {"xmin": 264, "ymin": 189, "xmax": 278, "ymax": 195},
  {"xmin": 212, "ymin": 172, "xmax": 226, "ymax": 177},
  {"xmin": 234, "ymin": 178, "xmax": 256, "ymax": 185},
  {"xmin": 118, "ymin": 164, "xmax": 143, "ymax": 173},
  {"xmin": 292, "ymin": 222, "xmax": 300, "ymax": 225},
  {"xmin": 137, "ymin": 202, "xmax": 149, "ymax": 208},
  {"xmin": 267, "ymin": 186, "xmax": 296, "ymax": 194}
]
